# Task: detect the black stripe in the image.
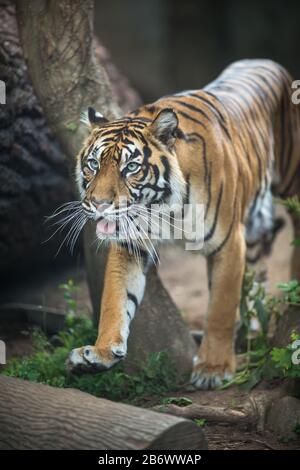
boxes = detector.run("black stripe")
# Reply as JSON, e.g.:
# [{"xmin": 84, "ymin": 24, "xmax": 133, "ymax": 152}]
[
  {"xmin": 223, "ymin": 92, "xmax": 264, "ymax": 184},
  {"xmin": 281, "ymin": 159, "xmax": 300, "ymax": 197},
  {"xmin": 127, "ymin": 292, "xmax": 138, "ymax": 310},
  {"xmin": 145, "ymin": 105, "xmax": 158, "ymax": 114},
  {"xmin": 127, "ymin": 310, "xmax": 133, "ymax": 320},
  {"xmin": 160, "ymin": 155, "xmax": 171, "ymax": 186},
  {"xmin": 189, "ymin": 93, "xmax": 231, "ymax": 139},
  {"xmin": 175, "ymin": 100, "xmax": 212, "ymax": 122},
  {"xmin": 204, "ymin": 183, "xmax": 224, "ymax": 242},
  {"xmin": 282, "ymin": 93, "xmax": 294, "ymax": 178},
  {"xmin": 176, "ymin": 129, "xmax": 205, "ymax": 145},
  {"xmin": 209, "ymin": 198, "xmax": 237, "ymax": 256},
  {"xmin": 176, "ymin": 110, "xmax": 206, "ymax": 128},
  {"xmin": 184, "ymin": 174, "xmax": 190, "ymax": 205},
  {"xmin": 205, "ymin": 163, "xmax": 212, "ymax": 219},
  {"xmin": 179, "ymin": 132, "xmax": 208, "ymax": 186},
  {"xmin": 190, "ymin": 93, "xmax": 226, "ymax": 122}
]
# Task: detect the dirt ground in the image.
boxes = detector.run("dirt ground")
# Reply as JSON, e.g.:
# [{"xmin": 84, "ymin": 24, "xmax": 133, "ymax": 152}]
[
  {"xmin": 0, "ymin": 205, "xmax": 298, "ymax": 450},
  {"xmin": 145, "ymin": 385, "xmax": 300, "ymax": 450}
]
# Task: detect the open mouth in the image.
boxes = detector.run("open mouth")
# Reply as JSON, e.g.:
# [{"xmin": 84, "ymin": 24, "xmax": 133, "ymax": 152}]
[{"xmin": 96, "ymin": 218, "xmax": 117, "ymax": 237}]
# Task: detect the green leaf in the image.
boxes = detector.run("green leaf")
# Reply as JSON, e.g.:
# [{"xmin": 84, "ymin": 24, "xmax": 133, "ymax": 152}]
[
  {"xmin": 255, "ymin": 298, "xmax": 268, "ymax": 335},
  {"xmin": 240, "ymin": 368, "xmax": 262, "ymax": 391},
  {"xmin": 66, "ymin": 122, "xmax": 78, "ymax": 132},
  {"xmin": 194, "ymin": 418, "xmax": 206, "ymax": 427},
  {"xmin": 162, "ymin": 397, "xmax": 193, "ymax": 407}
]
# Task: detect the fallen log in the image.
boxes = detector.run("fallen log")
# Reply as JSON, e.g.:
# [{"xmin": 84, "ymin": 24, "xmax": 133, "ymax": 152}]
[
  {"xmin": 153, "ymin": 388, "xmax": 286, "ymax": 431},
  {"xmin": 153, "ymin": 403, "xmax": 256, "ymax": 427},
  {"xmin": 0, "ymin": 376, "xmax": 207, "ymax": 450},
  {"xmin": 0, "ymin": 302, "xmax": 67, "ymax": 334}
]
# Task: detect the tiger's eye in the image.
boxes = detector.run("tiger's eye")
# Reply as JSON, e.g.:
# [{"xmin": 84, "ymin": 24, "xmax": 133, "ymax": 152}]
[
  {"xmin": 88, "ymin": 158, "xmax": 99, "ymax": 171},
  {"xmin": 127, "ymin": 162, "xmax": 139, "ymax": 172}
]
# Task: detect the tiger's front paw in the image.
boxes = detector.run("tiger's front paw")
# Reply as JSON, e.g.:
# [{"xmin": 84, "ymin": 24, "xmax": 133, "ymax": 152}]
[
  {"xmin": 190, "ymin": 356, "xmax": 235, "ymax": 390},
  {"xmin": 66, "ymin": 344, "xmax": 126, "ymax": 374}
]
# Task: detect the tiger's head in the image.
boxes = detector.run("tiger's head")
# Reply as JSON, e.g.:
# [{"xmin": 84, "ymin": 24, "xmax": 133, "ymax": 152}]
[{"xmin": 76, "ymin": 107, "xmax": 186, "ymax": 249}]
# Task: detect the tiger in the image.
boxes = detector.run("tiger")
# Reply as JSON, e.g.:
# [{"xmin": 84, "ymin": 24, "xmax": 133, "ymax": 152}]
[{"xmin": 68, "ymin": 59, "xmax": 300, "ymax": 389}]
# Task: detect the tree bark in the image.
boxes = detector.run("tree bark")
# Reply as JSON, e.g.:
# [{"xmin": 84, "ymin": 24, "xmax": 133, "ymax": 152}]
[
  {"xmin": 16, "ymin": 0, "xmax": 121, "ymax": 157},
  {"xmin": 15, "ymin": 0, "xmax": 195, "ymax": 376},
  {"xmin": 0, "ymin": 376, "xmax": 207, "ymax": 450}
]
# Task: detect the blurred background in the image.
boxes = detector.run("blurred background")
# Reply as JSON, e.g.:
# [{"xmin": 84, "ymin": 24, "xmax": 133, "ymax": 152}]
[
  {"xmin": 0, "ymin": 0, "xmax": 299, "ymax": 356},
  {"xmin": 95, "ymin": 0, "xmax": 300, "ymax": 102}
]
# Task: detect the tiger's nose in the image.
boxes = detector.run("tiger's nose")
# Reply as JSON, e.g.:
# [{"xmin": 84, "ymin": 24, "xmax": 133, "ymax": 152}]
[{"xmin": 91, "ymin": 197, "xmax": 113, "ymax": 212}]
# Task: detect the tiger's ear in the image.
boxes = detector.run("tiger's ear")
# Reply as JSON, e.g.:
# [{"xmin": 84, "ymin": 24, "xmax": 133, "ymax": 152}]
[
  {"xmin": 150, "ymin": 108, "xmax": 178, "ymax": 148},
  {"xmin": 80, "ymin": 107, "xmax": 108, "ymax": 128}
]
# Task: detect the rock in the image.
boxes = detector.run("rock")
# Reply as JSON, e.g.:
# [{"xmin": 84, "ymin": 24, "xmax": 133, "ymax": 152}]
[
  {"xmin": 266, "ymin": 396, "xmax": 300, "ymax": 440},
  {"xmin": 124, "ymin": 268, "xmax": 197, "ymax": 378}
]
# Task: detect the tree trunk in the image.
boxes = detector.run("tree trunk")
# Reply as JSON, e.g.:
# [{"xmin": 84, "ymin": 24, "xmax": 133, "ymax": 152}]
[
  {"xmin": 15, "ymin": 0, "xmax": 195, "ymax": 376},
  {"xmin": 0, "ymin": 376, "xmax": 207, "ymax": 450}
]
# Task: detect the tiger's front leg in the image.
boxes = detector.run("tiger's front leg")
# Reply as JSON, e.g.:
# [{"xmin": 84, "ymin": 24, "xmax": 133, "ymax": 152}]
[
  {"xmin": 68, "ymin": 245, "xmax": 146, "ymax": 371},
  {"xmin": 191, "ymin": 224, "xmax": 246, "ymax": 389}
]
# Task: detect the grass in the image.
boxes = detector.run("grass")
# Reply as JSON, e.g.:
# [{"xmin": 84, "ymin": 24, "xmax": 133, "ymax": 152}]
[{"xmin": 2, "ymin": 314, "xmax": 181, "ymax": 403}]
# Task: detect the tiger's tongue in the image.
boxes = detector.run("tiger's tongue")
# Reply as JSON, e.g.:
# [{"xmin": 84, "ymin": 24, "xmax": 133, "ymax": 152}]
[{"xmin": 96, "ymin": 219, "xmax": 116, "ymax": 236}]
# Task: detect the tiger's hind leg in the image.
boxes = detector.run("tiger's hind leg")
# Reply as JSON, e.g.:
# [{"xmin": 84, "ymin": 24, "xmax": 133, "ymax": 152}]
[{"xmin": 191, "ymin": 224, "xmax": 246, "ymax": 390}]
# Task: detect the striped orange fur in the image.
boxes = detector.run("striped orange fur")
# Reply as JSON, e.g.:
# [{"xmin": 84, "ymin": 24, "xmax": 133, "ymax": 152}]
[{"xmin": 68, "ymin": 59, "xmax": 300, "ymax": 389}]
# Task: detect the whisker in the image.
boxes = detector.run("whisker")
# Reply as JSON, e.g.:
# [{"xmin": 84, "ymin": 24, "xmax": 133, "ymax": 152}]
[
  {"xmin": 47, "ymin": 208, "xmax": 83, "ymax": 228},
  {"xmin": 69, "ymin": 215, "xmax": 87, "ymax": 254},
  {"xmin": 129, "ymin": 216, "xmax": 159, "ymax": 265},
  {"xmin": 45, "ymin": 201, "xmax": 82, "ymax": 221},
  {"xmin": 43, "ymin": 209, "xmax": 84, "ymax": 244},
  {"xmin": 53, "ymin": 212, "xmax": 86, "ymax": 257}
]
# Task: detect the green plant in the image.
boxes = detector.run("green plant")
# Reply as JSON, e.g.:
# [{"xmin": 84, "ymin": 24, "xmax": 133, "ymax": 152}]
[
  {"xmin": 220, "ymin": 249, "xmax": 300, "ymax": 390},
  {"xmin": 2, "ymin": 315, "xmax": 181, "ymax": 403},
  {"xmin": 278, "ymin": 195, "xmax": 300, "ymax": 218},
  {"xmin": 278, "ymin": 280, "xmax": 300, "ymax": 306},
  {"xmin": 66, "ymin": 121, "xmax": 78, "ymax": 132},
  {"xmin": 278, "ymin": 196, "xmax": 300, "ymax": 246},
  {"xmin": 239, "ymin": 269, "xmax": 279, "ymax": 344},
  {"xmin": 59, "ymin": 279, "xmax": 80, "ymax": 316},
  {"xmin": 270, "ymin": 332, "xmax": 300, "ymax": 378},
  {"xmin": 221, "ymin": 268, "xmax": 277, "ymax": 390},
  {"xmin": 194, "ymin": 418, "xmax": 206, "ymax": 428},
  {"xmin": 3, "ymin": 277, "xmax": 182, "ymax": 402},
  {"xmin": 162, "ymin": 396, "xmax": 192, "ymax": 407},
  {"xmin": 294, "ymin": 417, "xmax": 300, "ymax": 435}
]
